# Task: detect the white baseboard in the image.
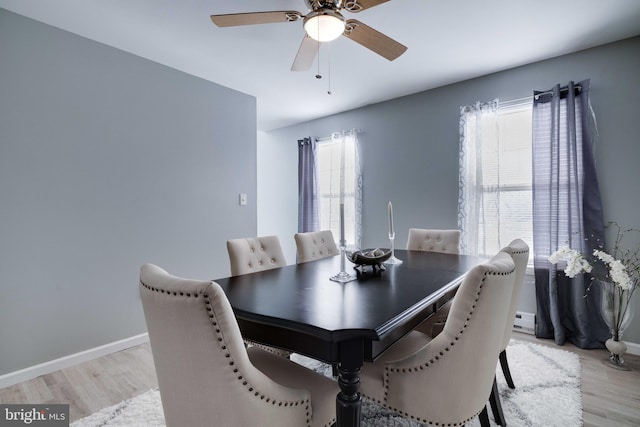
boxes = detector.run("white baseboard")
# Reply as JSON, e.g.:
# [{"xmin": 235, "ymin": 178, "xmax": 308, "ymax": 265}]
[
  {"xmin": 510, "ymin": 310, "xmax": 640, "ymax": 356},
  {"xmin": 0, "ymin": 333, "xmax": 149, "ymax": 389},
  {"xmin": 625, "ymin": 340, "xmax": 640, "ymax": 356}
]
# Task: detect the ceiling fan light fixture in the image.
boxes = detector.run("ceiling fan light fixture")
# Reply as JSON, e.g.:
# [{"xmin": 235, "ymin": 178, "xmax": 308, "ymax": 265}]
[{"xmin": 304, "ymin": 10, "xmax": 345, "ymax": 42}]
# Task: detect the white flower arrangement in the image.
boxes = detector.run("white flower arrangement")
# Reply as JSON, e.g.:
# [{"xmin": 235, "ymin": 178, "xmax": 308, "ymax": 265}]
[
  {"xmin": 548, "ymin": 245, "xmax": 593, "ymax": 278},
  {"xmin": 550, "ymin": 245, "xmax": 633, "ymax": 291},
  {"xmin": 548, "ymin": 223, "xmax": 638, "ymax": 294}
]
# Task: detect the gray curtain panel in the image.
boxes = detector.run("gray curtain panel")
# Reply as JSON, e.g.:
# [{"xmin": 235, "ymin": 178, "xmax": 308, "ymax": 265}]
[
  {"xmin": 532, "ymin": 79, "xmax": 609, "ymax": 348},
  {"xmin": 298, "ymin": 137, "xmax": 319, "ymax": 233}
]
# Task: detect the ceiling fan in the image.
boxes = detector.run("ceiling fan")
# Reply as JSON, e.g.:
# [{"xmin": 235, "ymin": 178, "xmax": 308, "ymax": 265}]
[{"xmin": 210, "ymin": 0, "xmax": 407, "ymax": 71}]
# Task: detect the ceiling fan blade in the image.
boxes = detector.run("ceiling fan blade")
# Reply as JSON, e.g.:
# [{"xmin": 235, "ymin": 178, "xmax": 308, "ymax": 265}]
[
  {"xmin": 211, "ymin": 11, "xmax": 303, "ymax": 27},
  {"xmin": 343, "ymin": 0, "xmax": 391, "ymax": 13},
  {"xmin": 343, "ymin": 19, "xmax": 407, "ymax": 61},
  {"xmin": 291, "ymin": 34, "xmax": 320, "ymax": 71}
]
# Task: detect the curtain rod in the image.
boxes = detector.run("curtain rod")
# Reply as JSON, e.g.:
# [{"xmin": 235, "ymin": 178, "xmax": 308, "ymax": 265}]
[
  {"xmin": 317, "ymin": 128, "xmax": 362, "ymax": 142},
  {"xmin": 534, "ymin": 84, "xmax": 582, "ymax": 101},
  {"xmin": 500, "ymin": 96, "xmax": 532, "ymax": 108}
]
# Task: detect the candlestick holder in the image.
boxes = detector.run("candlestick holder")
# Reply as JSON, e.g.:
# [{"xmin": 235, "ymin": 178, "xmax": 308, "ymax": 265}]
[
  {"xmin": 330, "ymin": 243, "xmax": 357, "ymax": 283},
  {"xmin": 383, "ymin": 232, "xmax": 403, "ymax": 265}
]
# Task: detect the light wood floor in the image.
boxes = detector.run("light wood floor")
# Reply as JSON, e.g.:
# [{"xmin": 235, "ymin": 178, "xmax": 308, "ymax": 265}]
[{"xmin": 1, "ymin": 332, "xmax": 639, "ymax": 426}]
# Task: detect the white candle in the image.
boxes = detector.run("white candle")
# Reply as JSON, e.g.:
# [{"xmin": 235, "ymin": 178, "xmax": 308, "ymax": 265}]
[
  {"xmin": 339, "ymin": 137, "xmax": 346, "ymax": 245},
  {"xmin": 388, "ymin": 201, "xmax": 394, "ymax": 237},
  {"xmin": 340, "ymin": 202, "xmax": 345, "ymax": 245},
  {"xmin": 339, "ymin": 137, "xmax": 345, "ymax": 204}
]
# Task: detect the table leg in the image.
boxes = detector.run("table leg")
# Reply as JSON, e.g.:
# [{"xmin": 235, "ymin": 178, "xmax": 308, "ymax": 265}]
[
  {"xmin": 336, "ymin": 364, "xmax": 361, "ymax": 427},
  {"xmin": 336, "ymin": 340, "xmax": 363, "ymax": 427}
]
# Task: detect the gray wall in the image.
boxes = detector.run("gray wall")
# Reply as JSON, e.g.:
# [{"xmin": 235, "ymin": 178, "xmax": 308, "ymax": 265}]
[
  {"xmin": 0, "ymin": 10, "xmax": 257, "ymax": 375},
  {"xmin": 258, "ymin": 36, "xmax": 640, "ymax": 345}
]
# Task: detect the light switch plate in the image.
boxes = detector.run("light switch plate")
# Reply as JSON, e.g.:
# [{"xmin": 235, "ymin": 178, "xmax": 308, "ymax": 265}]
[{"xmin": 239, "ymin": 193, "xmax": 247, "ymax": 206}]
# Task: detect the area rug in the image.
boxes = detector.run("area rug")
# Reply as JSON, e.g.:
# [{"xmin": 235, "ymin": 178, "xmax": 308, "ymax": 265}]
[{"xmin": 72, "ymin": 339, "xmax": 581, "ymax": 427}]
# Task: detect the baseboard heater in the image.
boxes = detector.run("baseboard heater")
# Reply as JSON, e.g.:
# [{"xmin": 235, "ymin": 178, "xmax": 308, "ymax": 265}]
[{"xmin": 513, "ymin": 311, "xmax": 535, "ymax": 335}]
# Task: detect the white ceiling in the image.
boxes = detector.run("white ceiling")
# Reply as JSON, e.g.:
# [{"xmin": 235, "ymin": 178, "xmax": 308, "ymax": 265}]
[{"xmin": 2, "ymin": 0, "xmax": 640, "ymax": 131}]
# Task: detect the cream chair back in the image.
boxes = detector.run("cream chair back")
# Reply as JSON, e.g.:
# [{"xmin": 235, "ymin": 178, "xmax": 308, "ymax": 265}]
[
  {"xmin": 406, "ymin": 228, "xmax": 461, "ymax": 254},
  {"xmin": 227, "ymin": 235, "xmax": 286, "ymax": 276},
  {"xmin": 294, "ymin": 230, "xmax": 339, "ymax": 263}
]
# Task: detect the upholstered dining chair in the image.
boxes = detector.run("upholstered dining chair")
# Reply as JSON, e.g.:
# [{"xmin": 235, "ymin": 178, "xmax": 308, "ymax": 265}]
[
  {"xmin": 497, "ymin": 239, "xmax": 530, "ymax": 386},
  {"xmin": 294, "ymin": 230, "xmax": 339, "ymax": 263},
  {"xmin": 140, "ymin": 263, "xmax": 338, "ymax": 427},
  {"xmin": 294, "ymin": 229, "xmax": 341, "ymax": 376},
  {"xmin": 226, "ymin": 235, "xmax": 292, "ymax": 358},
  {"xmin": 488, "ymin": 238, "xmax": 530, "ymax": 425},
  {"xmin": 227, "ymin": 235, "xmax": 287, "ymax": 276},
  {"xmin": 406, "ymin": 228, "xmax": 461, "ymax": 254},
  {"xmin": 408, "ymin": 228, "xmax": 461, "ymax": 337},
  {"xmin": 358, "ymin": 252, "xmax": 516, "ymax": 427},
  {"xmin": 413, "ymin": 239, "xmax": 530, "ymax": 426}
]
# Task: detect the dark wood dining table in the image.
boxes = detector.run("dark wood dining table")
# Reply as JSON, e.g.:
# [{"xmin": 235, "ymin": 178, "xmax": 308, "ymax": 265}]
[{"xmin": 214, "ymin": 249, "xmax": 481, "ymax": 427}]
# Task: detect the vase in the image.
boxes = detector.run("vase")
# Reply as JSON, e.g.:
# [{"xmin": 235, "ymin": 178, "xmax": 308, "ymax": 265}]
[{"xmin": 599, "ymin": 281, "xmax": 634, "ymax": 370}]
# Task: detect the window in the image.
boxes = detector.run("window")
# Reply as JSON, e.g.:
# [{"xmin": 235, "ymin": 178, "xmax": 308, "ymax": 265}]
[
  {"xmin": 459, "ymin": 100, "xmax": 534, "ymax": 262},
  {"xmin": 316, "ymin": 132, "xmax": 361, "ymax": 249}
]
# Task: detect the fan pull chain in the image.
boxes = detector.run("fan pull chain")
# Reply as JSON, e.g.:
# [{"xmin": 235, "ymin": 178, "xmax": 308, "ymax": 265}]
[
  {"xmin": 315, "ymin": 18, "xmax": 322, "ymax": 80},
  {"xmin": 316, "ymin": 42, "xmax": 322, "ymax": 79},
  {"xmin": 311, "ymin": 18, "xmax": 332, "ymax": 95},
  {"xmin": 327, "ymin": 41, "xmax": 332, "ymax": 95}
]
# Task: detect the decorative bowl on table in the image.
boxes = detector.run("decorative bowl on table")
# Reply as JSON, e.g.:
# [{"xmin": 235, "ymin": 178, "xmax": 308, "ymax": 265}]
[{"xmin": 347, "ymin": 248, "xmax": 391, "ymax": 274}]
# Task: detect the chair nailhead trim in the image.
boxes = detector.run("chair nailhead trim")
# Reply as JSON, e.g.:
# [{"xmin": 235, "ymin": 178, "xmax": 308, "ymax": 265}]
[{"xmin": 140, "ymin": 281, "xmax": 313, "ymax": 426}]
